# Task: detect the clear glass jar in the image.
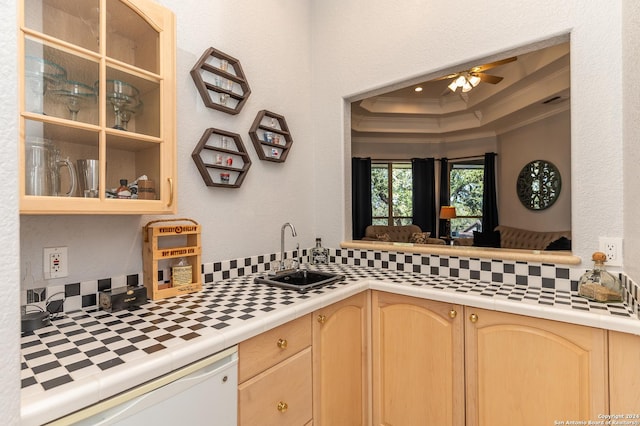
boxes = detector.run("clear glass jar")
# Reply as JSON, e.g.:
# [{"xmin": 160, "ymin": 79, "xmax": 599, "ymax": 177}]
[{"xmin": 577, "ymin": 252, "xmax": 623, "ymax": 302}]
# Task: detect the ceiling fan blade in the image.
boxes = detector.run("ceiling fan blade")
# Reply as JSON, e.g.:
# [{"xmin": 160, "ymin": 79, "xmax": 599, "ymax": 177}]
[
  {"xmin": 433, "ymin": 72, "xmax": 460, "ymax": 81},
  {"xmin": 470, "ymin": 56, "xmax": 517, "ymax": 73},
  {"xmin": 476, "ymin": 73, "xmax": 503, "ymax": 84}
]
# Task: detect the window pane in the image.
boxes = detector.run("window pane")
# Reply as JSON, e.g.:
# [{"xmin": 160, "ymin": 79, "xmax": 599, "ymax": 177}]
[
  {"xmin": 391, "ymin": 166, "xmax": 412, "ymax": 218},
  {"xmin": 371, "ymin": 165, "xmax": 389, "ymax": 218},
  {"xmin": 450, "ymin": 162, "xmax": 484, "ymax": 236},
  {"xmin": 450, "ymin": 167, "xmax": 484, "ymax": 216}
]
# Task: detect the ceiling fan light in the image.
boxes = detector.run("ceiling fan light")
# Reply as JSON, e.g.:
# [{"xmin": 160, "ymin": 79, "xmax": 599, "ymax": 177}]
[
  {"xmin": 448, "ymin": 80, "xmax": 458, "ymax": 92},
  {"xmin": 455, "ymin": 75, "xmax": 467, "ymax": 87},
  {"xmin": 462, "ymin": 81, "xmax": 473, "ymax": 92},
  {"xmin": 469, "ymin": 75, "xmax": 481, "ymax": 87}
]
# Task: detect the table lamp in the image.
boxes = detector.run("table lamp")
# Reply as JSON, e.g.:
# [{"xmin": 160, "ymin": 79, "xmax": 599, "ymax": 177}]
[{"xmin": 439, "ymin": 206, "xmax": 457, "ymax": 239}]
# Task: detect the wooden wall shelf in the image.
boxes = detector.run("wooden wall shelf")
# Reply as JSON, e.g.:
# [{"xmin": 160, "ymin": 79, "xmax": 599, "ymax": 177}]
[
  {"xmin": 192, "ymin": 128, "xmax": 252, "ymax": 188},
  {"xmin": 143, "ymin": 219, "xmax": 202, "ymax": 301},
  {"xmin": 190, "ymin": 47, "xmax": 251, "ymax": 115},
  {"xmin": 249, "ymin": 110, "xmax": 293, "ymax": 162}
]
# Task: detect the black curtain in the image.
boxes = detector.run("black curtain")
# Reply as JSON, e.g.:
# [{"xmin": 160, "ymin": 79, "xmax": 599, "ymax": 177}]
[
  {"xmin": 482, "ymin": 152, "xmax": 499, "ymax": 232},
  {"xmin": 438, "ymin": 158, "xmax": 449, "ymax": 238},
  {"xmin": 411, "ymin": 158, "xmax": 436, "ymax": 234},
  {"xmin": 352, "ymin": 157, "xmax": 372, "ymax": 239}
]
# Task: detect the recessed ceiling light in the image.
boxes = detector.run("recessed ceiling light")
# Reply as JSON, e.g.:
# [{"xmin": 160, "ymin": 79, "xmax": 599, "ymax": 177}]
[{"xmin": 414, "ymin": 86, "xmax": 423, "ymax": 92}]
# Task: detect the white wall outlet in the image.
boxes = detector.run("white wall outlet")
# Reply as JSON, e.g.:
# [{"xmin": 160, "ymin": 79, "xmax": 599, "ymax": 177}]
[
  {"xmin": 598, "ymin": 237, "xmax": 623, "ymax": 267},
  {"xmin": 43, "ymin": 247, "xmax": 68, "ymax": 279}
]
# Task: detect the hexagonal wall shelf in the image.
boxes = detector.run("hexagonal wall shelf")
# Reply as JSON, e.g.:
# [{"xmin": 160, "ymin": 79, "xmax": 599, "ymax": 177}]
[
  {"xmin": 192, "ymin": 128, "xmax": 252, "ymax": 188},
  {"xmin": 249, "ymin": 110, "xmax": 293, "ymax": 162},
  {"xmin": 190, "ymin": 47, "xmax": 251, "ymax": 115}
]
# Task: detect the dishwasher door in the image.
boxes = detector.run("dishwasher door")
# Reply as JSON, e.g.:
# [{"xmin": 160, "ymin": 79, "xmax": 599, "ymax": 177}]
[{"xmin": 63, "ymin": 346, "xmax": 238, "ymax": 426}]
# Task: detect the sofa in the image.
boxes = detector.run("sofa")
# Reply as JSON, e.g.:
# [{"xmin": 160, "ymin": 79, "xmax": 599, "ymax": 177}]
[
  {"xmin": 493, "ymin": 225, "xmax": 571, "ymax": 250},
  {"xmin": 362, "ymin": 224, "xmax": 446, "ymax": 245}
]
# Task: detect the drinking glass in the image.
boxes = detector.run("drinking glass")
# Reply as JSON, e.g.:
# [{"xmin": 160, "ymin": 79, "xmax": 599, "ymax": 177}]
[
  {"xmin": 120, "ymin": 99, "xmax": 143, "ymax": 131},
  {"xmin": 100, "ymin": 80, "xmax": 140, "ymax": 130},
  {"xmin": 24, "ymin": 56, "xmax": 66, "ymax": 114},
  {"xmin": 49, "ymin": 80, "xmax": 96, "ymax": 121}
]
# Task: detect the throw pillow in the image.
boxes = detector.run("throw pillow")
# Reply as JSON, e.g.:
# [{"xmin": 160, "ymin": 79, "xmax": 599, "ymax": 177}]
[
  {"xmin": 410, "ymin": 232, "xmax": 431, "ymax": 244},
  {"xmin": 473, "ymin": 230, "xmax": 501, "ymax": 248},
  {"xmin": 376, "ymin": 233, "xmax": 391, "ymax": 242},
  {"xmin": 545, "ymin": 237, "xmax": 572, "ymax": 251}
]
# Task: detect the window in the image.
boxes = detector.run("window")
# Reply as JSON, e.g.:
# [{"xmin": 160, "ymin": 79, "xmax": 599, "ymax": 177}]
[
  {"xmin": 449, "ymin": 159, "xmax": 484, "ymax": 237},
  {"xmin": 371, "ymin": 162, "xmax": 412, "ymax": 226}
]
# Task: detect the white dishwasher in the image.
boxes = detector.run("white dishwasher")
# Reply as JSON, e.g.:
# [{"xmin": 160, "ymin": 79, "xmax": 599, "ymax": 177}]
[{"xmin": 53, "ymin": 346, "xmax": 238, "ymax": 426}]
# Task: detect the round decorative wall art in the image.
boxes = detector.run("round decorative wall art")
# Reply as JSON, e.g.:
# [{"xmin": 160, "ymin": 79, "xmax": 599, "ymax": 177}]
[{"xmin": 516, "ymin": 159, "xmax": 561, "ymax": 210}]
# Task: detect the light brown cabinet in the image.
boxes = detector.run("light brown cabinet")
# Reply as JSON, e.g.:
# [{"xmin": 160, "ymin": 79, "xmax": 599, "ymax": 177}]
[
  {"xmin": 238, "ymin": 314, "xmax": 313, "ymax": 426},
  {"xmin": 608, "ymin": 330, "xmax": 640, "ymax": 413},
  {"xmin": 465, "ymin": 308, "xmax": 608, "ymax": 425},
  {"xmin": 19, "ymin": 0, "xmax": 176, "ymax": 214},
  {"xmin": 372, "ymin": 292, "xmax": 609, "ymax": 426},
  {"xmin": 372, "ymin": 291, "xmax": 464, "ymax": 426},
  {"xmin": 312, "ymin": 291, "xmax": 370, "ymax": 426}
]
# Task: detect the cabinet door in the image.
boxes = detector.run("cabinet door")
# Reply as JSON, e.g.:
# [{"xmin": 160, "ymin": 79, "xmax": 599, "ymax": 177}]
[
  {"xmin": 609, "ymin": 331, "xmax": 640, "ymax": 413},
  {"xmin": 465, "ymin": 308, "xmax": 608, "ymax": 426},
  {"xmin": 19, "ymin": 0, "xmax": 176, "ymax": 214},
  {"xmin": 372, "ymin": 291, "xmax": 465, "ymax": 426},
  {"xmin": 313, "ymin": 291, "xmax": 369, "ymax": 426}
]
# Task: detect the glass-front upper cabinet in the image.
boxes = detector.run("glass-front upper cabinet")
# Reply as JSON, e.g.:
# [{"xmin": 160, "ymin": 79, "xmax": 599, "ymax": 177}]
[{"xmin": 19, "ymin": 0, "xmax": 176, "ymax": 214}]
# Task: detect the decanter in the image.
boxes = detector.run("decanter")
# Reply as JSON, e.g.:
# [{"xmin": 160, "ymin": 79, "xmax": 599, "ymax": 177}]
[
  {"xmin": 311, "ymin": 238, "xmax": 329, "ymax": 264},
  {"xmin": 577, "ymin": 252, "xmax": 623, "ymax": 302}
]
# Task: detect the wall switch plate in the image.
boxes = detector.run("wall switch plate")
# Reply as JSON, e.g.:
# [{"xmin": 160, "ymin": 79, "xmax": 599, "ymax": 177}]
[
  {"xmin": 44, "ymin": 247, "xmax": 68, "ymax": 279},
  {"xmin": 598, "ymin": 237, "xmax": 622, "ymax": 267}
]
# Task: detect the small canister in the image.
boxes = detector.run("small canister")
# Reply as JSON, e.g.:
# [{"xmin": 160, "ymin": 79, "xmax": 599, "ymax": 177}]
[{"xmin": 138, "ymin": 180, "xmax": 156, "ymax": 200}]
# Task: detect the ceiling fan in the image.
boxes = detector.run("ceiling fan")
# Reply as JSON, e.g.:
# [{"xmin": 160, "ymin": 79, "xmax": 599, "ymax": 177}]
[{"xmin": 439, "ymin": 56, "xmax": 517, "ymax": 93}]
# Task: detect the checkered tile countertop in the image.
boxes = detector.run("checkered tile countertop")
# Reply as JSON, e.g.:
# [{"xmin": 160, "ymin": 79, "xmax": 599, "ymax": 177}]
[{"xmin": 21, "ymin": 264, "xmax": 640, "ymax": 425}]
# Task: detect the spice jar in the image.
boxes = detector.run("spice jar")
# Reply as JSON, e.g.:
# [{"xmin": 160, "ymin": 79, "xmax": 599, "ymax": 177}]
[{"xmin": 577, "ymin": 252, "xmax": 623, "ymax": 302}]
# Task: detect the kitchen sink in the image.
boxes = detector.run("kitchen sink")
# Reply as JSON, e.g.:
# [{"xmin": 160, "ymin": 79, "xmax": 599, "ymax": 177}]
[{"xmin": 254, "ymin": 269, "xmax": 345, "ymax": 292}]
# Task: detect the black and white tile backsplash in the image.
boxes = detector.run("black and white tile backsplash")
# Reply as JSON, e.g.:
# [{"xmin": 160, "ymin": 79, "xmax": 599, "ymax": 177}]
[{"xmin": 21, "ymin": 246, "xmax": 640, "ymax": 319}]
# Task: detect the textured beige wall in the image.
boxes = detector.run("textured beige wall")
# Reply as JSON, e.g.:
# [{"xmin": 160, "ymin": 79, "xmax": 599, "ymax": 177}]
[{"xmin": 498, "ymin": 111, "xmax": 571, "ymax": 232}]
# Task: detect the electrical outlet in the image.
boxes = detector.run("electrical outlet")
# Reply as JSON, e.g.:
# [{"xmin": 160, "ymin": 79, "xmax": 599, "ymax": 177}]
[
  {"xmin": 43, "ymin": 247, "xmax": 68, "ymax": 279},
  {"xmin": 598, "ymin": 237, "xmax": 622, "ymax": 267}
]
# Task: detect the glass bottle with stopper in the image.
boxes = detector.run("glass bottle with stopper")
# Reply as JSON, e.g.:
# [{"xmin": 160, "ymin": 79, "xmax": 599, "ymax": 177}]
[
  {"xmin": 577, "ymin": 251, "xmax": 623, "ymax": 302},
  {"xmin": 311, "ymin": 238, "xmax": 329, "ymax": 265}
]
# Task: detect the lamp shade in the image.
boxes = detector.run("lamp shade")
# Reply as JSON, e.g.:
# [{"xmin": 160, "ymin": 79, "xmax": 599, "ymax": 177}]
[{"xmin": 440, "ymin": 206, "xmax": 457, "ymax": 220}]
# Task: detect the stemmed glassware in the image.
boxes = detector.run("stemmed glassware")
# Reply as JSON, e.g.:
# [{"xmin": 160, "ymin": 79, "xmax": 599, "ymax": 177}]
[
  {"xmin": 119, "ymin": 99, "xmax": 143, "ymax": 131},
  {"xmin": 99, "ymin": 80, "xmax": 140, "ymax": 130},
  {"xmin": 49, "ymin": 80, "xmax": 96, "ymax": 121},
  {"xmin": 24, "ymin": 56, "xmax": 67, "ymax": 114}
]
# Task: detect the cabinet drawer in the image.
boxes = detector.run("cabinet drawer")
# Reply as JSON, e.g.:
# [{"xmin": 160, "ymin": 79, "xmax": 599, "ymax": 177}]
[
  {"xmin": 238, "ymin": 347, "xmax": 312, "ymax": 426},
  {"xmin": 239, "ymin": 314, "xmax": 311, "ymax": 382}
]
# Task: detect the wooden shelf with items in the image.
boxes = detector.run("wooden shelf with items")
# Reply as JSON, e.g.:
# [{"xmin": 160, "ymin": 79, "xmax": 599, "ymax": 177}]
[
  {"xmin": 18, "ymin": 0, "xmax": 176, "ymax": 215},
  {"xmin": 192, "ymin": 128, "xmax": 252, "ymax": 188},
  {"xmin": 190, "ymin": 47, "xmax": 251, "ymax": 115},
  {"xmin": 142, "ymin": 219, "xmax": 202, "ymax": 301},
  {"xmin": 248, "ymin": 110, "xmax": 293, "ymax": 163}
]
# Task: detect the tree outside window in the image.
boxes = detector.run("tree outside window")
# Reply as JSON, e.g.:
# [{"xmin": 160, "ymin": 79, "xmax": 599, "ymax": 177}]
[
  {"xmin": 449, "ymin": 160, "xmax": 484, "ymax": 237},
  {"xmin": 371, "ymin": 162, "xmax": 412, "ymax": 226}
]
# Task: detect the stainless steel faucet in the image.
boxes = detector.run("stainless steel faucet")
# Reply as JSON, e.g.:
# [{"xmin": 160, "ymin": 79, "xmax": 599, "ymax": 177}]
[{"xmin": 280, "ymin": 222, "xmax": 297, "ymax": 270}]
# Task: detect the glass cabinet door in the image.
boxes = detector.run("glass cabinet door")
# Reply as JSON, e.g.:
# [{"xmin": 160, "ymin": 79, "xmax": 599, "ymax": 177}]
[{"xmin": 20, "ymin": 0, "xmax": 175, "ymax": 214}]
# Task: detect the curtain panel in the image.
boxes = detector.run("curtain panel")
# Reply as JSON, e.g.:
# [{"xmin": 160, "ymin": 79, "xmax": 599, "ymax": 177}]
[
  {"xmin": 482, "ymin": 152, "xmax": 499, "ymax": 232},
  {"xmin": 411, "ymin": 158, "xmax": 436, "ymax": 234},
  {"xmin": 438, "ymin": 158, "xmax": 449, "ymax": 238},
  {"xmin": 351, "ymin": 157, "xmax": 372, "ymax": 239}
]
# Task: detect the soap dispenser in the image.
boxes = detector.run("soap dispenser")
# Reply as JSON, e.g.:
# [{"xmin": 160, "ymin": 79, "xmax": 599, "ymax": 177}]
[{"xmin": 577, "ymin": 252, "xmax": 623, "ymax": 302}]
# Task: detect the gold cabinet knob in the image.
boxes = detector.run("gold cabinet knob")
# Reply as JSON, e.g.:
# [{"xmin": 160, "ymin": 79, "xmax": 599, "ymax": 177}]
[
  {"xmin": 470, "ymin": 313, "xmax": 478, "ymax": 323},
  {"xmin": 277, "ymin": 401, "xmax": 288, "ymax": 413},
  {"xmin": 277, "ymin": 338, "xmax": 288, "ymax": 349},
  {"xmin": 449, "ymin": 309, "xmax": 457, "ymax": 319},
  {"xmin": 317, "ymin": 314, "xmax": 326, "ymax": 324}
]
